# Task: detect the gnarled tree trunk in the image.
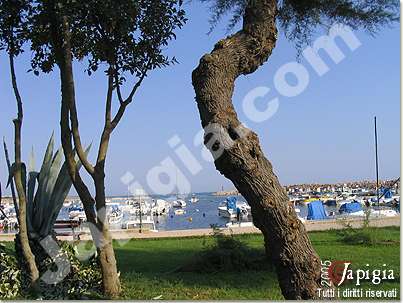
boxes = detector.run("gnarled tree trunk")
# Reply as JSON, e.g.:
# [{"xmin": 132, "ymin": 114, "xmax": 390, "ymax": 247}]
[
  {"xmin": 13, "ymin": 120, "xmax": 40, "ymax": 289},
  {"xmin": 192, "ymin": 0, "xmax": 321, "ymax": 299},
  {"xmin": 94, "ymin": 165, "xmax": 121, "ymax": 297},
  {"xmin": 55, "ymin": 15, "xmax": 121, "ymax": 298}
]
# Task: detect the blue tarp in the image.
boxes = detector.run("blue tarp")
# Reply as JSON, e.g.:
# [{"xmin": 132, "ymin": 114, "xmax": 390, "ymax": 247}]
[
  {"xmin": 382, "ymin": 188, "xmax": 393, "ymax": 199},
  {"xmin": 307, "ymin": 200, "xmax": 327, "ymax": 220},
  {"xmin": 226, "ymin": 197, "xmax": 237, "ymax": 211},
  {"xmin": 69, "ymin": 206, "xmax": 83, "ymax": 212},
  {"xmin": 339, "ymin": 201, "xmax": 362, "ymax": 213}
]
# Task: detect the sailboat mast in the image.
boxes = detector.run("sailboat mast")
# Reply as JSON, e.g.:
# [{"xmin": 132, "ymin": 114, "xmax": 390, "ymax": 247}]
[
  {"xmin": 374, "ymin": 116, "xmax": 380, "ymax": 207},
  {"xmin": 176, "ymin": 168, "xmax": 178, "ymax": 199}
]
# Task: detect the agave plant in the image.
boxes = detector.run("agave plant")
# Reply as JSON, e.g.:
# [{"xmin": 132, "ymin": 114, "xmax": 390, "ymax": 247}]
[{"xmin": 5, "ymin": 134, "xmax": 87, "ymax": 239}]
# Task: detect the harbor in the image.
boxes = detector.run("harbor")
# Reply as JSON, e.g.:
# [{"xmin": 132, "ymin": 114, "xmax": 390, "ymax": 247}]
[{"xmin": 0, "ymin": 180, "xmax": 400, "ymax": 238}]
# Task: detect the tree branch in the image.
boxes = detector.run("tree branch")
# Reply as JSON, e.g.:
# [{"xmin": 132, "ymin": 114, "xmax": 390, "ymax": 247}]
[
  {"xmin": 3, "ymin": 138, "xmax": 19, "ymax": 221},
  {"xmin": 8, "ymin": 41, "xmax": 40, "ymax": 286},
  {"xmin": 95, "ymin": 69, "xmax": 114, "ymax": 168},
  {"xmin": 110, "ymin": 60, "xmax": 151, "ymax": 130},
  {"xmin": 61, "ymin": 94, "xmax": 98, "ymax": 224},
  {"xmin": 105, "ymin": 70, "xmax": 114, "ymax": 126},
  {"xmin": 53, "ymin": 15, "xmax": 98, "ymax": 223},
  {"xmin": 125, "ymin": 58, "xmax": 152, "ymax": 104},
  {"xmin": 114, "ymin": 73, "xmax": 125, "ymax": 105},
  {"xmin": 60, "ymin": 17, "xmax": 95, "ymax": 176},
  {"xmin": 9, "ymin": 53, "xmax": 23, "ymax": 122}
]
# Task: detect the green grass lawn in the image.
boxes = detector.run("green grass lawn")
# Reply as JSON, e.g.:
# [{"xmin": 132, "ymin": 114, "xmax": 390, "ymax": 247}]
[
  {"xmin": 1, "ymin": 226, "xmax": 400, "ymax": 300},
  {"xmin": 113, "ymin": 226, "xmax": 400, "ymax": 300}
]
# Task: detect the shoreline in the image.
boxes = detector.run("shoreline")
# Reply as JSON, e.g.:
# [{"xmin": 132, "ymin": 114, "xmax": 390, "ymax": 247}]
[{"xmin": 0, "ymin": 215, "xmax": 399, "ymax": 242}]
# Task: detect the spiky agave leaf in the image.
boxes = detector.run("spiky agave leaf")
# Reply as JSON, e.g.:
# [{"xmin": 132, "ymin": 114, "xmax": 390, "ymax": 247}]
[
  {"xmin": 26, "ymin": 146, "xmax": 39, "ymax": 235},
  {"xmin": 35, "ymin": 147, "xmax": 63, "ymax": 232},
  {"xmin": 7, "ymin": 163, "xmax": 27, "ymax": 194},
  {"xmin": 36, "ymin": 148, "xmax": 64, "ymax": 236},
  {"xmin": 45, "ymin": 148, "xmax": 63, "ymax": 198},
  {"xmin": 38, "ymin": 145, "xmax": 91, "ymax": 238},
  {"xmin": 26, "ymin": 171, "xmax": 39, "ymax": 236},
  {"xmin": 28, "ymin": 146, "xmax": 35, "ymax": 173},
  {"xmin": 2, "ymin": 138, "xmax": 19, "ymax": 220},
  {"xmin": 33, "ymin": 133, "xmax": 55, "ymax": 226},
  {"xmin": 6, "ymin": 163, "xmax": 16, "ymax": 189}
]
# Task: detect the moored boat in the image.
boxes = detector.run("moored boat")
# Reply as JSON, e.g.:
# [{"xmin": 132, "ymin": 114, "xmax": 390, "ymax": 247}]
[
  {"xmin": 174, "ymin": 209, "xmax": 185, "ymax": 215},
  {"xmin": 189, "ymin": 194, "xmax": 199, "ymax": 203},
  {"xmin": 122, "ymin": 215, "xmax": 157, "ymax": 231},
  {"xmin": 307, "ymin": 200, "xmax": 328, "ymax": 220},
  {"xmin": 69, "ymin": 205, "xmax": 86, "ymax": 221},
  {"xmin": 172, "ymin": 199, "xmax": 187, "ymax": 208},
  {"xmin": 108, "ymin": 205, "xmax": 123, "ymax": 225},
  {"xmin": 338, "ymin": 201, "xmax": 365, "ymax": 216},
  {"xmin": 217, "ymin": 197, "xmax": 251, "ymax": 219}
]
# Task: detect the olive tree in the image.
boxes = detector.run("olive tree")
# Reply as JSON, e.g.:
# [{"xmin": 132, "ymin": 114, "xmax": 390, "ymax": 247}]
[
  {"xmin": 27, "ymin": 0, "xmax": 186, "ymax": 297},
  {"xmin": 193, "ymin": 0, "xmax": 398, "ymax": 299}
]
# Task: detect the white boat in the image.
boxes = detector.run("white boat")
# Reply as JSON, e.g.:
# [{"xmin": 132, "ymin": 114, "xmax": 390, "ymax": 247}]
[
  {"xmin": 172, "ymin": 199, "xmax": 187, "ymax": 208},
  {"xmin": 1, "ymin": 216, "xmax": 18, "ymax": 230},
  {"xmin": 225, "ymin": 221, "xmax": 254, "ymax": 228},
  {"xmin": 118, "ymin": 204, "xmax": 132, "ymax": 212},
  {"xmin": 152, "ymin": 199, "xmax": 170, "ymax": 215},
  {"xmin": 342, "ymin": 210, "xmax": 366, "ymax": 217},
  {"xmin": 381, "ymin": 195, "xmax": 400, "ymax": 206},
  {"xmin": 129, "ymin": 198, "xmax": 153, "ymax": 216},
  {"xmin": 129, "ymin": 207, "xmax": 139, "ymax": 216},
  {"xmin": 122, "ymin": 215, "xmax": 157, "ymax": 231},
  {"xmin": 189, "ymin": 194, "xmax": 199, "ymax": 203},
  {"xmin": 295, "ymin": 208, "xmax": 306, "ymax": 223},
  {"xmin": 174, "ymin": 209, "xmax": 185, "ymax": 215},
  {"xmin": 108, "ymin": 206, "xmax": 123, "ymax": 225},
  {"xmin": 69, "ymin": 205, "xmax": 86, "ymax": 221},
  {"xmin": 218, "ymin": 197, "xmax": 251, "ymax": 218},
  {"xmin": 370, "ymin": 208, "xmax": 398, "ymax": 217}
]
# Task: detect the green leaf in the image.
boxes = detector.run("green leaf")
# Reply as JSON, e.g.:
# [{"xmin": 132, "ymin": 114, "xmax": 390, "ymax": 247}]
[
  {"xmin": 28, "ymin": 146, "xmax": 36, "ymax": 173},
  {"xmin": 6, "ymin": 163, "xmax": 16, "ymax": 189},
  {"xmin": 27, "ymin": 171, "xmax": 39, "ymax": 234},
  {"xmin": 37, "ymin": 148, "xmax": 63, "ymax": 236},
  {"xmin": 41, "ymin": 145, "xmax": 91, "ymax": 237},
  {"xmin": 34, "ymin": 133, "xmax": 55, "ymax": 223}
]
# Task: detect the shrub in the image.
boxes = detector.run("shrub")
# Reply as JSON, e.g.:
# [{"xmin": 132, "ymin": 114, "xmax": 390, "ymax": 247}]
[
  {"xmin": 2, "ymin": 239, "xmax": 102, "ymax": 300},
  {"xmin": 177, "ymin": 228, "xmax": 269, "ymax": 273},
  {"xmin": 35, "ymin": 241, "xmax": 103, "ymax": 300},
  {"xmin": 337, "ymin": 212, "xmax": 382, "ymax": 246},
  {"xmin": 0, "ymin": 243, "xmax": 22, "ymax": 299}
]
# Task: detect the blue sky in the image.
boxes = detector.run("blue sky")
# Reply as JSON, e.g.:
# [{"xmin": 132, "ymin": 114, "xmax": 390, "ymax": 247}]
[{"xmin": 0, "ymin": 2, "xmax": 400, "ymax": 196}]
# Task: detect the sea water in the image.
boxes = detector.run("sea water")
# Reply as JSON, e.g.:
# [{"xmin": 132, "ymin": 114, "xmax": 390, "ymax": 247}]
[{"xmin": 0, "ymin": 193, "xmax": 341, "ymax": 233}]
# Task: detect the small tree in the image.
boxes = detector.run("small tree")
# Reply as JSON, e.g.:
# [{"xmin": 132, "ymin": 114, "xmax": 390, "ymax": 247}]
[
  {"xmin": 27, "ymin": 0, "xmax": 186, "ymax": 297},
  {"xmin": 0, "ymin": 0, "xmax": 39, "ymax": 289},
  {"xmin": 193, "ymin": 0, "xmax": 398, "ymax": 299}
]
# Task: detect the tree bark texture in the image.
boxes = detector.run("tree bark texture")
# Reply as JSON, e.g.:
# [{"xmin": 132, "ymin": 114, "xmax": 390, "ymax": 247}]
[
  {"xmin": 9, "ymin": 52, "xmax": 39, "ymax": 289},
  {"xmin": 192, "ymin": 0, "xmax": 321, "ymax": 299},
  {"xmin": 56, "ymin": 16, "xmax": 121, "ymax": 298}
]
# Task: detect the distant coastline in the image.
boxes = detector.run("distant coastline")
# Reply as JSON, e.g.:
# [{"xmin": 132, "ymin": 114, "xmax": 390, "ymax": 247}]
[
  {"xmin": 212, "ymin": 190, "xmax": 240, "ymax": 196},
  {"xmin": 1, "ymin": 178, "xmax": 398, "ymax": 202}
]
